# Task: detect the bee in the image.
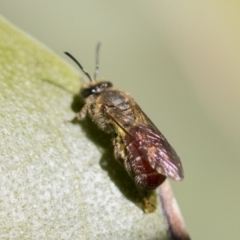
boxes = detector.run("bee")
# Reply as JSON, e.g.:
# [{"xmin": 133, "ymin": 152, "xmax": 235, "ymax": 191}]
[{"xmin": 64, "ymin": 43, "xmax": 184, "ymax": 212}]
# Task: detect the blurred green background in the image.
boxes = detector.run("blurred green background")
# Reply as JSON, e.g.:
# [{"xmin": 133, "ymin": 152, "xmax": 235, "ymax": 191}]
[{"xmin": 1, "ymin": 1, "xmax": 239, "ymax": 239}]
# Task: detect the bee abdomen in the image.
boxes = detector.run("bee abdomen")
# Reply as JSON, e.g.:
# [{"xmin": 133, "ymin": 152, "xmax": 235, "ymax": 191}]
[{"xmin": 126, "ymin": 142, "xmax": 166, "ymax": 190}]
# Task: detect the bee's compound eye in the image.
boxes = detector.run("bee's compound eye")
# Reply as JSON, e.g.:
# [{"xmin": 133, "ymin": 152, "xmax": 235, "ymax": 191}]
[
  {"xmin": 80, "ymin": 81, "xmax": 113, "ymax": 98},
  {"xmin": 106, "ymin": 82, "xmax": 113, "ymax": 88},
  {"xmin": 80, "ymin": 87, "xmax": 93, "ymax": 98}
]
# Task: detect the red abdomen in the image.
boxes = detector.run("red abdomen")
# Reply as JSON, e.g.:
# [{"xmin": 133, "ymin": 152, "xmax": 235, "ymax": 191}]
[{"xmin": 125, "ymin": 131, "xmax": 166, "ymax": 190}]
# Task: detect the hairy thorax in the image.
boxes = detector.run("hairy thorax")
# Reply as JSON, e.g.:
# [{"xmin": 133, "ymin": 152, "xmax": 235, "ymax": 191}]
[{"xmin": 86, "ymin": 89, "xmax": 135, "ymax": 133}]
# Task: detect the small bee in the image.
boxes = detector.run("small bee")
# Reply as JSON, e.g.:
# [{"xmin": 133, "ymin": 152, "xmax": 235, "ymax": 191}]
[{"xmin": 64, "ymin": 43, "xmax": 184, "ymax": 212}]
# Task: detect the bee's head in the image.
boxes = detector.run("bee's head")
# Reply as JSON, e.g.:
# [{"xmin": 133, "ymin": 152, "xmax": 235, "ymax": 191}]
[
  {"xmin": 65, "ymin": 42, "xmax": 112, "ymax": 98},
  {"xmin": 80, "ymin": 80, "xmax": 113, "ymax": 98}
]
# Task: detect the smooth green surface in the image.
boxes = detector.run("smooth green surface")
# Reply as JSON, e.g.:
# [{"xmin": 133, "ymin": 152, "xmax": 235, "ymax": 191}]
[{"xmin": 0, "ymin": 17, "xmax": 172, "ymax": 239}]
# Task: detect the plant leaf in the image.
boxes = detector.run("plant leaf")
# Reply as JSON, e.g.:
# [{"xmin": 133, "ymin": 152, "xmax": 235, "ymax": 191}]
[{"xmin": 0, "ymin": 16, "xmax": 189, "ymax": 239}]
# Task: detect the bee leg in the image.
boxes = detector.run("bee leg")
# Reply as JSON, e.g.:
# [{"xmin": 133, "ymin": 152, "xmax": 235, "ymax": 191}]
[
  {"xmin": 113, "ymin": 134, "xmax": 126, "ymax": 165},
  {"xmin": 75, "ymin": 103, "xmax": 88, "ymax": 120},
  {"xmin": 64, "ymin": 103, "xmax": 89, "ymax": 123},
  {"xmin": 139, "ymin": 189, "xmax": 157, "ymax": 213},
  {"xmin": 142, "ymin": 197, "xmax": 156, "ymax": 213}
]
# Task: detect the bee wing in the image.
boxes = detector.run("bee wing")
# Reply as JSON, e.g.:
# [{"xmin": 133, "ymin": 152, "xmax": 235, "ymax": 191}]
[
  {"xmin": 135, "ymin": 124, "xmax": 184, "ymax": 181},
  {"xmin": 105, "ymin": 104, "xmax": 184, "ymax": 181}
]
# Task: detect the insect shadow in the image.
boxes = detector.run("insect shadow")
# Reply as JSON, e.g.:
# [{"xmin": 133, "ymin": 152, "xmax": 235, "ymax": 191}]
[{"xmin": 71, "ymin": 94, "xmax": 143, "ymax": 209}]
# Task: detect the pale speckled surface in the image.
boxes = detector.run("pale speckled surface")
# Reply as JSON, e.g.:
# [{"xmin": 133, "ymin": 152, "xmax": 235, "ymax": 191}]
[{"xmin": 0, "ymin": 17, "xmax": 171, "ymax": 240}]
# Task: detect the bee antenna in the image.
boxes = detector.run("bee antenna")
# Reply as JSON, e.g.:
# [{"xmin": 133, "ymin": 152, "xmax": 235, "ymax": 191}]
[
  {"xmin": 93, "ymin": 41, "xmax": 101, "ymax": 80},
  {"xmin": 64, "ymin": 51, "xmax": 92, "ymax": 82}
]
